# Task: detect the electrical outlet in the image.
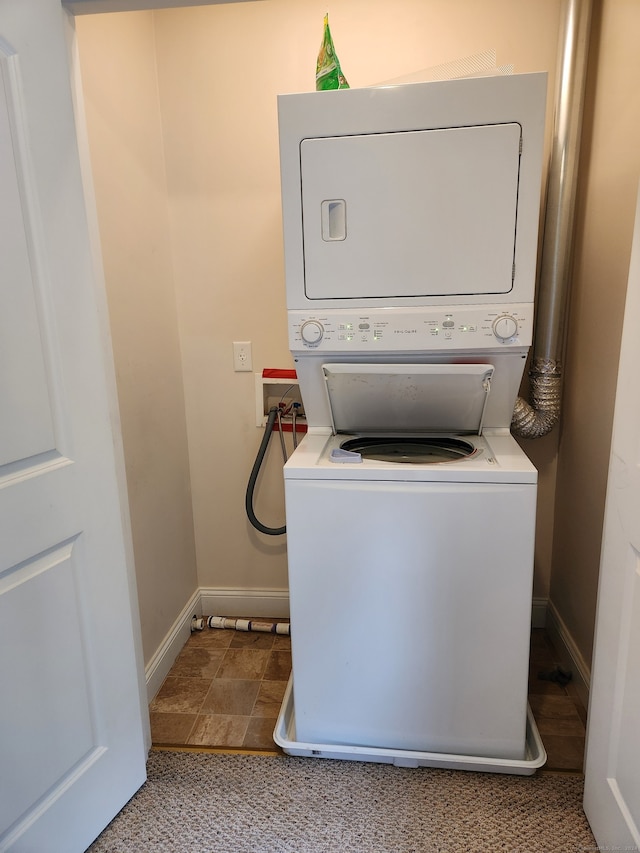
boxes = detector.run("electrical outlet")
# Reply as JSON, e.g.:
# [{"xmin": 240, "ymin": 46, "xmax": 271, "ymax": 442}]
[{"xmin": 233, "ymin": 341, "xmax": 252, "ymax": 372}]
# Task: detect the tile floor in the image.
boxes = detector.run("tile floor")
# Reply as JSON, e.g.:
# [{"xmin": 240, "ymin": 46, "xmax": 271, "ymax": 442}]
[
  {"xmin": 150, "ymin": 623, "xmax": 291, "ymax": 751},
  {"xmin": 150, "ymin": 624, "xmax": 587, "ymax": 772},
  {"xmin": 528, "ymin": 628, "xmax": 587, "ymax": 772}
]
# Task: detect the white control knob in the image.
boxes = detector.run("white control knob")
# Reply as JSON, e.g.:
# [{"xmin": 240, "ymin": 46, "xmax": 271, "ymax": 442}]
[
  {"xmin": 492, "ymin": 315, "xmax": 519, "ymax": 342},
  {"xmin": 300, "ymin": 320, "xmax": 324, "ymax": 345}
]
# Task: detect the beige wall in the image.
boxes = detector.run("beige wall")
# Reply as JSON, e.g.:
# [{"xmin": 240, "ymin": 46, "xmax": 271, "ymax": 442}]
[
  {"xmin": 83, "ymin": 0, "xmax": 640, "ymax": 671},
  {"xmin": 76, "ymin": 12, "xmax": 198, "ymax": 664},
  {"xmin": 549, "ymin": 0, "xmax": 640, "ymax": 667},
  {"xmin": 151, "ymin": 0, "xmax": 562, "ymax": 597}
]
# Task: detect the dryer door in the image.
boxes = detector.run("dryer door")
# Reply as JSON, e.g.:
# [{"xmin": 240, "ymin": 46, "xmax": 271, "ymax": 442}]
[{"xmin": 300, "ymin": 122, "xmax": 521, "ymax": 301}]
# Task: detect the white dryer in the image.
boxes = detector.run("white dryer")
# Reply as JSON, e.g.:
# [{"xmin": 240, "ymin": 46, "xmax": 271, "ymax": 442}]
[{"xmin": 276, "ymin": 73, "xmax": 548, "ymax": 767}]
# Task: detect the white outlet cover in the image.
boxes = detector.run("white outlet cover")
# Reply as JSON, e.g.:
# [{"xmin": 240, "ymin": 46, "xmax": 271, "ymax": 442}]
[{"xmin": 233, "ymin": 341, "xmax": 252, "ymax": 372}]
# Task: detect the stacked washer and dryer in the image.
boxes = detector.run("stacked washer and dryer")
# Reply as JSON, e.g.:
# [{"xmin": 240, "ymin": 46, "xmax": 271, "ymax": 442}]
[{"xmin": 274, "ymin": 73, "xmax": 548, "ymax": 773}]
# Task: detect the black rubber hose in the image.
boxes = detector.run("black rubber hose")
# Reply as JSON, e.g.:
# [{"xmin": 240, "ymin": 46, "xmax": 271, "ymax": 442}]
[{"xmin": 245, "ymin": 406, "xmax": 286, "ymax": 535}]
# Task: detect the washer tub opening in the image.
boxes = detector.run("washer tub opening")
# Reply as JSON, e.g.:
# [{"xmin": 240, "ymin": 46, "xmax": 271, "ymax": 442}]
[{"xmin": 339, "ymin": 436, "xmax": 478, "ymax": 464}]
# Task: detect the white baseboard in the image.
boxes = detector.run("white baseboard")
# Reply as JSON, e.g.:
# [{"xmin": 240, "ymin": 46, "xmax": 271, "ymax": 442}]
[
  {"xmin": 144, "ymin": 589, "xmax": 201, "ymax": 703},
  {"xmin": 199, "ymin": 586, "xmax": 290, "ymax": 620},
  {"xmin": 545, "ymin": 600, "xmax": 591, "ymax": 711},
  {"xmin": 144, "ymin": 587, "xmax": 290, "ymax": 702}
]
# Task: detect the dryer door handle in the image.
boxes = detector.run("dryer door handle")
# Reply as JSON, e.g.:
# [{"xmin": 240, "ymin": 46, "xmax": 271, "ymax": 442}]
[{"xmin": 321, "ymin": 199, "xmax": 347, "ymax": 241}]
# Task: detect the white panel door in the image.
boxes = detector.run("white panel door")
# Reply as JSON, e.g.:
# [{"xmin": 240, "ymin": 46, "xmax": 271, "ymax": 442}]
[
  {"xmin": 583, "ymin": 185, "xmax": 640, "ymax": 849},
  {"xmin": 0, "ymin": 2, "xmax": 147, "ymax": 851}
]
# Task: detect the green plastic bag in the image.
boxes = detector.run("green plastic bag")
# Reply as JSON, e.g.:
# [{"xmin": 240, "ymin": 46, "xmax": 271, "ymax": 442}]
[{"xmin": 316, "ymin": 14, "xmax": 349, "ymax": 90}]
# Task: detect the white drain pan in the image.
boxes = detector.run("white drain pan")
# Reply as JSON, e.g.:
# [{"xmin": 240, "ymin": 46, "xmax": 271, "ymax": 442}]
[{"xmin": 274, "ymin": 677, "xmax": 547, "ymax": 776}]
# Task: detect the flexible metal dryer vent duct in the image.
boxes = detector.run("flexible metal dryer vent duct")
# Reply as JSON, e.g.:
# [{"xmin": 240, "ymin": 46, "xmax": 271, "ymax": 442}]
[{"xmin": 512, "ymin": 0, "xmax": 593, "ymax": 438}]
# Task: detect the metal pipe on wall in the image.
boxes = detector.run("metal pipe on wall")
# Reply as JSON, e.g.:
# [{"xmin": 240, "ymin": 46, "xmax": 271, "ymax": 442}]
[{"xmin": 512, "ymin": 0, "xmax": 593, "ymax": 438}]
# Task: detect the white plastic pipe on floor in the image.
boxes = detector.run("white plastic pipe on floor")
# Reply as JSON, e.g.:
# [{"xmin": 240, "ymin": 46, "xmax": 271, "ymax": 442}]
[{"xmin": 191, "ymin": 615, "xmax": 290, "ymax": 636}]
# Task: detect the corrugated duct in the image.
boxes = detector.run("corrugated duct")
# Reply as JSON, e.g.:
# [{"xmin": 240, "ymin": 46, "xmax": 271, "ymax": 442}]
[{"xmin": 512, "ymin": 0, "xmax": 593, "ymax": 438}]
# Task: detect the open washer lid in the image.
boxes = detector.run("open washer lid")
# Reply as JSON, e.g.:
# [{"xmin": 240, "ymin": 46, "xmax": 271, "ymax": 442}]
[{"xmin": 321, "ymin": 363, "xmax": 494, "ymax": 435}]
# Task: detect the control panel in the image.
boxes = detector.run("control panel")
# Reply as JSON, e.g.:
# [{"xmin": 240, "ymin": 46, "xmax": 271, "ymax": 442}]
[{"xmin": 289, "ymin": 305, "xmax": 533, "ymax": 353}]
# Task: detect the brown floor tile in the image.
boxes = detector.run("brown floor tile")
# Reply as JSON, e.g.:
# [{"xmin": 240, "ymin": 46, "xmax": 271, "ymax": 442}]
[
  {"xmin": 150, "ymin": 711, "xmax": 197, "ymax": 744},
  {"xmin": 217, "ymin": 648, "xmax": 270, "ymax": 680},
  {"xmin": 534, "ymin": 705, "xmax": 586, "ymax": 737},
  {"xmin": 528, "ymin": 664, "xmax": 570, "ymax": 696},
  {"xmin": 542, "ymin": 734, "xmax": 585, "ymax": 772},
  {"xmin": 526, "ymin": 631, "xmax": 586, "ymax": 773},
  {"xmin": 529, "ymin": 693, "xmax": 586, "ymax": 722},
  {"xmin": 200, "ymin": 678, "xmax": 260, "ymax": 716},
  {"xmin": 253, "ymin": 680, "xmax": 287, "ymax": 717},
  {"xmin": 170, "ymin": 646, "xmax": 225, "ymax": 679},
  {"xmin": 264, "ymin": 650, "xmax": 292, "ymax": 681},
  {"xmin": 230, "ymin": 631, "xmax": 275, "ymax": 650},
  {"xmin": 273, "ymin": 634, "xmax": 291, "ymax": 651},
  {"xmin": 188, "ymin": 629, "xmax": 234, "ymax": 649},
  {"xmin": 150, "ymin": 625, "xmax": 588, "ymax": 773},
  {"xmin": 536, "ymin": 716, "xmax": 586, "ymax": 738},
  {"xmin": 188, "ymin": 714, "xmax": 249, "ymax": 747},
  {"xmin": 243, "ymin": 716, "xmax": 278, "ymax": 749},
  {"xmin": 567, "ymin": 682, "xmax": 588, "ymax": 726},
  {"xmin": 149, "ymin": 676, "xmax": 211, "ymax": 714},
  {"xmin": 529, "ymin": 630, "xmax": 558, "ymax": 663}
]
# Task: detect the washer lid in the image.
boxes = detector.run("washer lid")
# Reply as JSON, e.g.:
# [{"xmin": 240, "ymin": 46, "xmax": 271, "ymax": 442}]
[{"xmin": 321, "ymin": 363, "xmax": 494, "ymax": 435}]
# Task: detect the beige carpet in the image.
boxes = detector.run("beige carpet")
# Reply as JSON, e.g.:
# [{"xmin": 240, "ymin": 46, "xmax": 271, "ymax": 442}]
[{"xmin": 89, "ymin": 750, "xmax": 596, "ymax": 852}]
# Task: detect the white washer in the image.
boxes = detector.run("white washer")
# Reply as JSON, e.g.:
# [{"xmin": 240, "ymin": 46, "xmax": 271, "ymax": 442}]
[
  {"xmin": 276, "ymin": 73, "xmax": 547, "ymax": 766},
  {"xmin": 284, "ymin": 364, "xmax": 536, "ymax": 760}
]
